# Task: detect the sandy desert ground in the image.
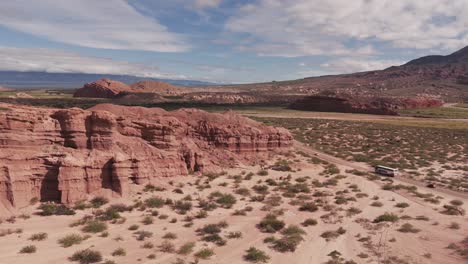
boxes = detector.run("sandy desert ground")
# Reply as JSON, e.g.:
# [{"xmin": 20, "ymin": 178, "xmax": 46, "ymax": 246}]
[{"xmin": 0, "ymin": 147, "xmax": 466, "ymax": 264}]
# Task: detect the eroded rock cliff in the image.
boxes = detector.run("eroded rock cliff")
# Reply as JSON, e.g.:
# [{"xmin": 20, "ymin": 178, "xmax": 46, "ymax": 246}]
[{"xmin": 0, "ymin": 103, "xmax": 292, "ymax": 210}]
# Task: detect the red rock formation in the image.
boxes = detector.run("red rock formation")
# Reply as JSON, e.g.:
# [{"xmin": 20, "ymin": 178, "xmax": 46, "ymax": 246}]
[
  {"xmin": 73, "ymin": 79, "xmax": 132, "ymax": 98},
  {"xmin": 0, "ymin": 103, "xmax": 291, "ymax": 210},
  {"xmin": 130, "ymin": 80, "xmax": 185, "ymax": 96},
  {"xmin": 73, "ymin": 79, "xmax": 186, "ymax": 99},
  {"xmin": 290, "ymin": 94, "xmax": 444, "ymax": 115}
]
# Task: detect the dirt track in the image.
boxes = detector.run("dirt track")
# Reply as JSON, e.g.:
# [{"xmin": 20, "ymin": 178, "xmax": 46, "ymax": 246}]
[{"xmin": 294, "ymin": 141, "xmax": 468, "ymax": 200}]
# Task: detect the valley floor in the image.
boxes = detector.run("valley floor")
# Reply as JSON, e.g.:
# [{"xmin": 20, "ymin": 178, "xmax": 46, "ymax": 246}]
[{"xmin": 1, "ymin": 147, "xmax": 467, "ymax": 264}]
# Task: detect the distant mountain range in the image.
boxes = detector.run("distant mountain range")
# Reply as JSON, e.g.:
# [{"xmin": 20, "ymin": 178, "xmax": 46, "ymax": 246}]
[
  {"xmin": 0, "ymin": 71, "xmax": 216, "ymax": 88},
  {"xmin": 203, "ymin": 45, "xmax": 468, "ymax": 101}
]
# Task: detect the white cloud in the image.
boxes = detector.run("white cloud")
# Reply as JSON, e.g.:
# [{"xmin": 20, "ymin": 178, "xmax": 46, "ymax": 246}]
[
  {"xmin": 0, "ymin": 46, "xmax": 187, "ymax": 79},
  {"xmin": 226, "ymin": 0, "xmax": 468, "ymax": 57},
  {"xmin": 0, "ymin": 0, "xmax": 189, "ymax": 52},
  {"xmin": 194, "ymin": 0, "xmax": 222, "ymax": 9},
  {"xmin": 320, "ymin": 58, "xmax": 405, "ymax": 74}
]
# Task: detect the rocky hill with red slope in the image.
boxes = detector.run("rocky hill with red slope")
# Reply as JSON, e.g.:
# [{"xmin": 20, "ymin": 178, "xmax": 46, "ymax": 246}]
[{"xmin": 0, "ymin": 103, "xmax": 292, "ymax": 210}]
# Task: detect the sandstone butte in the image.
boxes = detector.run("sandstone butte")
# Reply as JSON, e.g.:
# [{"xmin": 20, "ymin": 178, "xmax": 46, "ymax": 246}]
[
  {"xmin": 73, "ymin": 78, "xmax": 133, "ymax": 98},
  {"xmin": 73, "ymin": 78, "xmax": 186, "ymax": 98},
  {"xmin": 0, "ymin": 103, "xmax": 292, "ymax": 213}
]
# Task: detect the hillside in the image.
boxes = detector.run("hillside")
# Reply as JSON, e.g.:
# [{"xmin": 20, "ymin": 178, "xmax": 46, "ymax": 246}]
[{"xmin": 199, "ymin": 46, "xmax": 468, "ymax": 102}]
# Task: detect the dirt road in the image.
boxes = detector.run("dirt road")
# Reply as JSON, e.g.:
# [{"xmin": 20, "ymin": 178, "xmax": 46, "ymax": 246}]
[{"xmin": 294, "ymin": 141, "xmax": 468, "ymax": 200}]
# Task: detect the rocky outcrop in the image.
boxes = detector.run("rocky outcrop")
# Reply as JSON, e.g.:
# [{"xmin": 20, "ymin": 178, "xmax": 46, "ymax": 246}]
[
  {"xmin": 0, "ymin": 103, "xmax": 292, "ymax": 209},
  {"xmin": 74, "ymin": 79, "xmax": 131, "ymax": 99},
  {"xmin": 290, "ymin": 94, "xmax": 443, "ymax": 115},
  {"xmin": 130, "ymin": 80, "xmax": 185, "ymax": 96},
  {"xmin": 74, "ymin": 79, "xmax": 186, "ymax": 99}
]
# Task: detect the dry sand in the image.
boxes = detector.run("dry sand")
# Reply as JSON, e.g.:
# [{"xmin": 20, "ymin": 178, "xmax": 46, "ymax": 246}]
[{"xmin": 0, "ymin": 151, "xmax": 466, "ymax": 264}]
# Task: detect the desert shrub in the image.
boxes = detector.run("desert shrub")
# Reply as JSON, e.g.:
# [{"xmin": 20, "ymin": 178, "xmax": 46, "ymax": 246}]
[
  {"xmin": 134, "ymin": 230, "xmax": 153, "ymax": 241},
  {"xmin": 252, "ymin": 185, "xmax": 269, "ymax": 194},
  {"xmin": 271, "ymin": 160, "xmax": 292, "ymax": 171},
  {"xmin": 397, "ymin": 223, "xmax": 420, "ymax": 233},
  {"xmin": 82, "ymin": 221, "xmax": 107, "ymax": 233},
  {"xmin": 450, "ymin": 200, "xmax": 464, "ymax": 206},
  {"xmin": 69, "ymin": 249, "xmax": 102, "ymax": 264},
  {"xmin": 173, "ymin": 200, "xmax": 193, "ymax": 214},
  {"xmin": 128, "ymin": 224, "xmax": 139, "ymax": 231},
  {"xmin": 195, "ymin": 210, "xmax": 208, "ymax": 219},
  {"xmin": 227, "ymin": 231, "xmax": 243, "ymax": 239},
  {"xmin": 144, "ymin": 196, "xmax": 165, "ymax": 208},
  {"xmin": 74, "ymin": 201, "xmax": 89, "ymax": 210},
  {"xmin": 215, "ymin": 194, "xmax": 237, "ymax": 208},
  {"xmin": 244, "ymin": 247, "xmax": 270, "ymax": 263},
  {"xmin": 159, "ymin": 240, "xmax": 176, "ymax": 253},
  {"xmin": 257, "ymin": 214, "xmax": 285, "ymax": 233},
  {"xmin": 301, "ymin": 218, "xmax": 318, "ymax": 227},
  {"xmin": 38, "ymin": 203, "xmax": 75, "ymax": 216},
  {"xmin": 19, "ymin": 245, "xmax": 36, "ymax": 254},
  {"xmin": 271, "ymin": 225, "xmax": 306, "ymax": 252},
  {"xmin": 370, "ymin": 201, "xmax": 383, "ymax": 207},
  {"xmin": 235, "ymin": 187, "xmax": 251, "ymax": 196},
  {"xmin": 441, "ymin": 204, "xmax": 465, "ymax": 215},
  {"xmin": 320, "ymin": 227, "xmax": 346, "ymax": 241},
  {"xmin": 141, "ymin": 216, "xmax": 154, "ymax": 225},
  {"xmin": 199, "ymin": 224, "xmax": 221, "ymax": 235},
  {"xmin": 257, "ymin": 170, "xmax": 269, "ymax": 176},
  {"xmin": 395, "ymin": 202, "xmax": 410, "ymax": 208},
  {"xmin": 108, "ymin": 203, "xmax": 133, "ymax": 212},
  {"xmin": 346, "ymin": 207, "xmax": 362, "ymax": 217},
  {"xmin": 163, "ymin": 232, "xmax": 177, "ymax": 239},
  {"xmin": 449, "ymin": 222, "xmax": 460, "ymax": 230},
  {"xmin": 299, "ymin": 202, "xmax": 318, "ymax": 212},
  {"xmin": 96, "ymin": 207, "xmax": 122, "ymax": 221},
  {"xmin": 90, "ymin": 196, "xmax": 109, "ymax": 208},
  {"xmin": 142, "ymin": 242, "xmax": 154, "ymax": 249},
  {"xmin": 111, "ymin": 248, "xmax": 126, "ymax": 256},
  {"xmin": 373, "ymin": 213, "xmax": 399, "ymax": 223},
  {"xmin": 194, "ymin": 248, "xmax": 215, "ymax": 259},
  {"xmin": 58, "ymin": 234, "xmax": 87, "ymax": 247},
  {"xmin": 29, "ymin": 232, "xmax": 48, "ymax": 241},
  {"xmin": 177, "ymin": 242, "xmax": 196, "ymax": 255}
]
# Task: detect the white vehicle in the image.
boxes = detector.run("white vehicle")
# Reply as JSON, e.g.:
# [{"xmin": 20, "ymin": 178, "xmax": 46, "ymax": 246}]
[{"xmin": 375, "ymin": 165, "xmax": 399, "ymax": 177}]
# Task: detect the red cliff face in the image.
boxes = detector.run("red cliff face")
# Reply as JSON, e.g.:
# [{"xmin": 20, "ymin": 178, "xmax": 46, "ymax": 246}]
[
  {"xmin": 290, "ymin": 94, "xmax": 444, "ymax": 115},
  {"xmin": 0, "ymin": 104, "xmax": 292, "ymax": 210}
]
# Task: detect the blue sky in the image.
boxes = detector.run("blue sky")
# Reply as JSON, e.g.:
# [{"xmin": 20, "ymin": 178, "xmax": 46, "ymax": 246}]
[{"xmin": 0, "ymin": 0, "xmax": 467, "ymax": 83}]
